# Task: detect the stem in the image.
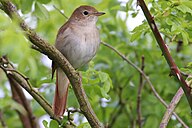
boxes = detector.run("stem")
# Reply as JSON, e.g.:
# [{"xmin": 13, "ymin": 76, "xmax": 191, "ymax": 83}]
[
  {"xmin": 137, "ymin": 56, "xmax": 145, "ymax": 128},
  {"xmin": 160, "ymin": 88, "xmax": 186, "ymax": 128}
]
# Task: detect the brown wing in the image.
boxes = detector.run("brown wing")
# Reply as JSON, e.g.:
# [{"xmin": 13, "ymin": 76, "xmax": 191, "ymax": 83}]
[{"xmin": 51, "ymin": 21, "xmax": 70, "ymax": 79}]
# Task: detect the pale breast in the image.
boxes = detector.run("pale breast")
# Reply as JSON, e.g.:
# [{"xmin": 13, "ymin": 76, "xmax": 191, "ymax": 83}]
[{"xmin": 55, "ymin": 25, "xmax": 100, "ymax": 69}]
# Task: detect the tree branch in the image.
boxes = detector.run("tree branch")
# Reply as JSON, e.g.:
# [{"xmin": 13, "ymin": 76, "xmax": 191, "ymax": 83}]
[
  {"xmin": 137, "ymin": 55, "xmax": 145, "ymax": 128},
  {"xmin": 0, "ymin": 110, "xmax": 7, "ymax": 128},
  {"xmin": 0, "ymin": 56, "xmax": 61, "ymax": 123},
  {"xmin": 101, "ymin": 42, "xmax": 188, "ymax": 127},
  {"xmin": 160, "ymin": 87, "xmax": 185, "ymax": 128},
  {"xmin": 137, "ymin": 0, "xmax": 192, "ymax": 110},
  {"xmin": 0, "ymin": 1, "xmax": 102, "ymax": 127}
]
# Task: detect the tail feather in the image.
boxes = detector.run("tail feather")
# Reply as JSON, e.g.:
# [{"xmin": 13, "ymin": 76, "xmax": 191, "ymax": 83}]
[{"xmin": 53, "ymin": 68, "xmax": 69, "ymax": 116}]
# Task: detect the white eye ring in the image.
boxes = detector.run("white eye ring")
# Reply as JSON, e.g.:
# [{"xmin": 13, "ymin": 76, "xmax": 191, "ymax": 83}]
[{"xmin": 83, "ymin": 10, "xmax": 89, "ymax": 15}]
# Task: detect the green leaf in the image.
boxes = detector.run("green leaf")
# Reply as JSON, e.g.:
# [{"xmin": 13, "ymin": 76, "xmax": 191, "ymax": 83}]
[
  {"xmin": 0, "ymin": 22, "xmax": 30, "ymax": 64},
  {"xmin": 98, "ymin": 71, "xmax": 108, "ymax": 83},
  {"xmin": 130, "ymin": 23, "xmax": 148, "ymax": 42},
  {"xmin": 28, "ymin": 57, "xmax": 38, "ymax": 79},
  {"xmin": 165, "ymin": 18, "xmax": 173, "ymax": 25},
  {"xmin": 181, "ymin": 31, "xmax": 189, "ymax": 45},
  {"xmin": 60, "ymin": 116, "xmax": 68, "ymax": 126},
  {"xmin": 171, "ymin": 24, "xmax": 181, "ymax": 34},
  {"xmin": 130, "ymin": 31, "xmax": 142, "ymax": 42},
  {"xmin": 33, "ymin": 2, "xmax": 49, "ymax": 19},
  {"xmin": 187, "ymin": 62, "xmax": 192, "ymax": 68},
  {"xmin": 0, "ymin": 10, "xmax": 11, "ymax": 29},
  {"xmin": 182, "ymin": 1, "xmax": 192, "ymax": 9},
  {"xmin": 100, "ymin": 88, "xmax": 110, "ymax": 99},
  {"xmin": 36, "ymin": 0, "xmax": 51, "ymax": 4},
  {"xmin": 21, "ymin": 0, "xmax": 33, "ymax": 14},
  {"xmin": 98, "ymin": 71, "xmax": 112, "ymax": 99},
  {"xmin": 49, "ymin": 120, "xmax": 59, "ymax": 128},
  {"xmin": 42, "ymin": 120, "xmax": 49, "ymax": 128},
  {"xmin": 176, "ymin": 4, "xmax": 192, "ymax": 14}
]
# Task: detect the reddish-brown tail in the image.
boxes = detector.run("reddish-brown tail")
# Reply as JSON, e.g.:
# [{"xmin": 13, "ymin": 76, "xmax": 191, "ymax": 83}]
[{"xmin": 53, "ymin": 68, "xmax": 69, "ymax": 116}]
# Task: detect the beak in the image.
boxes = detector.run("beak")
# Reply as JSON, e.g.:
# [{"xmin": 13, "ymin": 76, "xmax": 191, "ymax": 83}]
[{"xmin": 93, "ymin": 12, "xmax": 105, "ymax": 16}]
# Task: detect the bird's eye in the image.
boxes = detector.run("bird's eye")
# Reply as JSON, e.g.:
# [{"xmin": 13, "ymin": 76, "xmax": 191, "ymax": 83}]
[{"xmin": 83, "ymin": 10, "xmax": 89, "ymax": 15}]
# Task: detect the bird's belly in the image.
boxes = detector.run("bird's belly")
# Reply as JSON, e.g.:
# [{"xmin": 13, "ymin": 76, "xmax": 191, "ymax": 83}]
[{"xmin": 61, "ymin": 37, "xmax": 100, "ymax": 69}]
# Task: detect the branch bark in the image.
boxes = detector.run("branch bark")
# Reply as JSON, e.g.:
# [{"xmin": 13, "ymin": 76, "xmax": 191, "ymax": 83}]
[
  {"xmin": 160, "ymin": 87, "xmax": 185, "ymax": 128},
  {"xmin": 137, "ymin": 0, "xmax": 192, "ymax": 110},
  {"xmin": 160, "ymin": 75, "xmax": 192, "ymax": 128},
  {"xmin": 0, "ymin": 110, "xmax": 7, "ymax": 128},
  {"xmin": 0, "ymin": 0, "xmax": 102, "ymax": 127},
  {"xmin": 137, "ymin": 55, "xmax": 145, "ymax": 128}
]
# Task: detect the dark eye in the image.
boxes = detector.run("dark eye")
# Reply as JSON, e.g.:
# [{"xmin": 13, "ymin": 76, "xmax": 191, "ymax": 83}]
[{"xmin": 83, "ymin": 10, "xmax": 89, "ymax": 15}]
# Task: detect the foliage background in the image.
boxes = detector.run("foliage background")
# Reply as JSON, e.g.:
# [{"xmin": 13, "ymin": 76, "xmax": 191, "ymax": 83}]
[{"xmin": 0, "ymin": 0, "xmax": 192, "ymax": 127}]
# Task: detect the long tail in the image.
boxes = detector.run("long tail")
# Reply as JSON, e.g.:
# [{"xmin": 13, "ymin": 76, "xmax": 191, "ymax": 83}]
[{"xmin": 53, "ymin": 68, "xmax": 69, "ymax": 116}]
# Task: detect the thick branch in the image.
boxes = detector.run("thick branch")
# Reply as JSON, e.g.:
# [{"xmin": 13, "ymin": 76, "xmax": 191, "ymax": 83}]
[
  {"xmin": 137, "ymin": 0, "xmax": 192, "ymax": 109},
  {"xmin": 0, "ymin": 1, "xmax": 102, "ymax": 127}
]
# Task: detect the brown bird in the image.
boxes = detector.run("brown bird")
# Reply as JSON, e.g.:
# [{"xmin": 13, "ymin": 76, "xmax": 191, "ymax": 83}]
[{"xmin": 52, "ymin": 5, "xmax": 105, "ymax": 117}]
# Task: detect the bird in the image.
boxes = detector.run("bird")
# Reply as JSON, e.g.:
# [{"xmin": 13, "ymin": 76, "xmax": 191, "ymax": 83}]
[{"xmin": 52, "ymin": 5, "xmax": 105, "ymax": 117}]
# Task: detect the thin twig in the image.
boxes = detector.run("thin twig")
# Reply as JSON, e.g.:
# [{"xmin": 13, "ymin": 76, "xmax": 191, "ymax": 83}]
[
  {"xmin": 0, "ymin": 110, "xmax": 7, "ymax": 128},
  {"xmin": 108, "ymin": 85, "xmax": 127, "ymax": 127},
  {"xmin": 0, "ymin": 3, "xmax": 3, "ymax": 10},
  {"xmin": 137, "ymin": 55, "xmax": 145, "ymax": 128},
  {"xmin": 67, "ymin": 108, "xmax": 82, "ymax": 114},
  {"xmin": 101, "ymin": 42, "xmax": 188, "ymax": 127},
  {"xmin": 0, "ymin": 65, "xmax": 32, "ymax": 90},
  {"xmin": 67, "ymin": 108, "xmax": 81, "ymax": 127},
  {"xmin": 53, "ymin": 5, "xmax": 68, "ymax": 19},
  {"xmin": 31, "ymin": 45, "xmax": 44, "ymax": 54},
  {"xmin": 0, "ymin": 67, "xmax": 29, "ymax": 80},
  {"xmin": 160, "ymin": 87, "xmax": 185, "ymax": 128}
]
